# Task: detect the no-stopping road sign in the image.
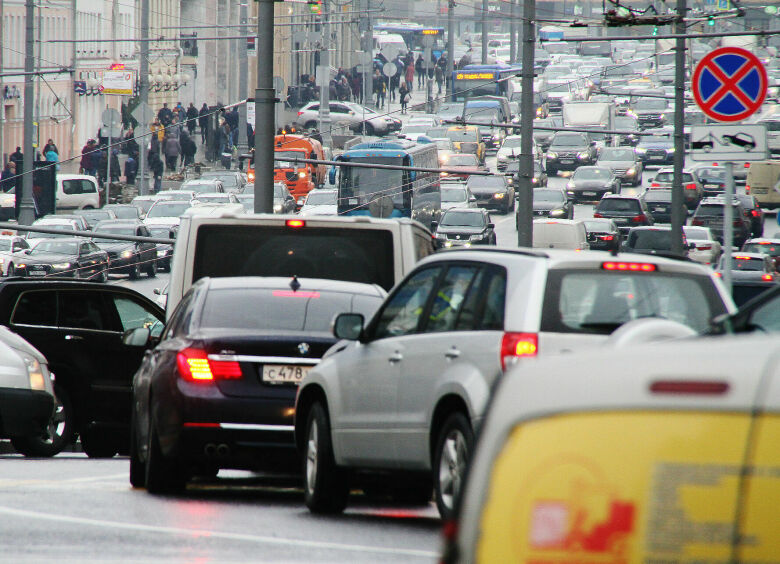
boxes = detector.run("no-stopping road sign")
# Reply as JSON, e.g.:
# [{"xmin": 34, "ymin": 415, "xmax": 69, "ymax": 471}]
[{"xmin": 692, "ymin": 46, "xmax": 768, "ymax": 123}]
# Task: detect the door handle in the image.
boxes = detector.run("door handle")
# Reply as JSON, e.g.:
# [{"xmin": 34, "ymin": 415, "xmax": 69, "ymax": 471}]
[
  {"xmin": 388, "ymin": 351, "xmax": 403, "ymax": 363},
  {"xmin": 445, "ymin": 348, "xmax": 461, "ymax": 359},
  {"xmin": 64, "ymin": 334, "xmax": 83, "ymax": 341}
]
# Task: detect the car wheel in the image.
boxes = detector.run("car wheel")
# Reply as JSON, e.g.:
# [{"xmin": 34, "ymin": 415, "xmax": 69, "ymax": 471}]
[
  {"xmin": 304, "ymin": 121, "xmax": 317, "ymax": 130},
  {"xmin": 128, "ymin": 262, "xmax": 140, "ymax": 280},
  {"xmin": 145, "ymin": 418, "xmax": 186, "ymax": 494},
  {"xmin": 433, "ymin": 412, "xmax": 473, "ymax": 519},
  {"xmin": 129, "ymin": 410, "xmax": 146, "ymax": 488},
  {"xmin": 81, "ymin": 428, "xmax": 118, "ymax": 458},
  {"xmin": 362, "ymin": 123, "xmax": 375, "ymax": 136},
  {"xmin": 99, "ymin": 266, "xmax": 108, "ymax": 283},
  {"xmin": 303, "ymin": 402, "xmax": 349, "ymax": 514},
  {"xmin": 6, "ymin": 264, "xmax": 13, "ymax": 277},
  {"xmin": 10, "ymin": 383, "xmax": 74, "ymax": 457},
  {"xmin": 146, "ymin": 259, "xmax": 157, "ymax": 278}
]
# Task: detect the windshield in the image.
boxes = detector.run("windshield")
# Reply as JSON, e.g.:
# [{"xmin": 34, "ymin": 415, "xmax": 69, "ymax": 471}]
[
  {"xmin": 31, "ymin": 241, "xmax": 79, "ymax": 255},
  {"xmin": 78, "ymin": 211, "xmax": 112, "ymax": 221},
  {"xmin": 535, "ymin": 190, "xmax": 565, "ymax": 203},
  {"xmin": 683, "ymin": 227, "xmax": 710, "ymax": 240},
  {"xmin": 654, "ymin": 172, "xmax": 693, "ymax": 183},
  {"xmin": 614, "ymin": 117, "xmax": 638, "ymax": 130},
  {"xmin": 502, "ymin": 137, "xmax": 522, "ymax": 149},
  {"xmin": 201, "ymin": 288, "xmax": 383, "ymax": 333},
  {"xmin": 105, "ymin": 206, "xmax": 139, "ymax": 219},
  {"xmin": 183, "ymin": 183, "xmax": 218, "ymax": 194},
  {"xmin": 597, "ymin": 198, "xmax": 640, "ymax": 212},
  {"xmin": 445, "ymin": 129, "xmax": 479, "ymax": 142},
  {"xmin": 28, "ymin": 223, "xmax": 74, "ymax": 239},
  {"xmin": 599, "ymin": 148, "xmax": 635, "ymax": 161},
  {"xmin": 94, "ymin": 226, "xmax": 136, "ymax": 237},
  {"xmin": 441, "ymin": 186, "xmax": 467, "ymax": 202},
  {"xmin": 696, "ymin": 168, "xmax": 726, "ymax": 181},
  {"xmin": 542, "ymin": 270, "xmax": 726, "ymax": 334},
  {"xmin": 582, "ymin": 220, "xmax": 613, "ymax": 231},
  {"xmin": 463, "ymin": 108, "xmax": 500, "ymax": 123},
  {"xmin": 547, "ymin": 83, "xmax": 571, "ymax": 94},
  {"xmin": 742, "ymin": 243, "xmax": 780, "ymax": 256},
  {"xmin": 339, "ymin": 157, "xmax": 405, "ymax": 206},
  {"xmin": 633, "ymin": 99, "xmax": 667, "ymax": 110},
  {"xmin": 443, "ymin": 154, "xmax": 479, "ymax": 166},
  {"xmin": 148, "ymin": 227, "xmax": 175, "ymax": 239},
  {"xmin": 627, "ymin": 230, "xmax": 672, "ymax": 250},
  {"xmin": 641, "ymin": 135, "xmax": 673, "ymax": 145},
  {"xmin": 147, "ymin": 202, "xmax": 192, "ymax": 217},
  {"xmin": 723, "ymin": 256, "xmax": 765, "ymax": 271},
  {"xmin": 196, "ymin": 195, "xmax": 229, "ymax": 203},
  {"xmin": 274, "ymin": 150, "xmax": 305, "ymax": 169},
  {"xmin": 573, "ymin": 168, "xmax": 611, "ymax": 180},
  {"xmin": 643, "ymin": 190, "xmax": 672, "ymax": 202},
  {"xmin": 201, "ymin": 174, "xmax": 238, "ymax": 187},
  {"xmin": 305, "ymin": 191, "xmax": 337, "ymax": 205},
  {"xmin": 440, "ymin": 211, "xmax": 485, "ymax": 227},
  {"xmin": 468, "ymin": 176, "xmax": 504, "ymax": 188},
  {"xmin": 551, "ymin": 134, "xmax": 587, "ymax": 147}
]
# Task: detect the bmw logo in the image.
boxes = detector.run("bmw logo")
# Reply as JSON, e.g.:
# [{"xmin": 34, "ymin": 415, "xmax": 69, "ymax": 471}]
[{"xmin": 298, "ymin": 342, "xmax": 310, "ymax": 355}]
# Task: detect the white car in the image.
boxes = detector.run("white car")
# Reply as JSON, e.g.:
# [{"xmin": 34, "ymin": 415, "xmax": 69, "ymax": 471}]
[
  {"xmin": 143, "ymin": 199, "xmax": 197, "ymax": 227},
  {"xmin": 157, "ymin": 189, "xmax": 197, "ymax": 202},
  {"xmin": 130, "ymin": 194, "xmax": 174, "ymax": 218},
  {"xmin": 299, "ymin": 189, "xmax": 338, "ymax": 216},
  {"xmin": 295, "ymin": 101, "xmax": 401, "ymax": 136},
  {"xmin": 191, "ymin": 192, "xmax": 239, "ymax": 205},
  {"xmin": 496, "ymin": 135, "xmax": 540, "ymax": 171},
  {"xmin": 440, "ymin": 182, "xmax": 477, "ymax": 211},
  {"xmin": 25, "ymin": 218, "xmax": 81, "ymax": 243},
  {"xmin": 684, "ymin": 226, "xmax": 722, "ymax": 266},
  {"xmin": 0, "ymin": 235, "xmax": 30, "ymax": 276},
  {"xmin": 181, "ymin": 179, "xmax": 225, "ymax": 195},
  {"xmin": 407, "ymin": 114, "xmax": 441, "ymax": 128},
  {"xmin": 55, "ymin": 174, "xmax": 100, "ymax": 211}
]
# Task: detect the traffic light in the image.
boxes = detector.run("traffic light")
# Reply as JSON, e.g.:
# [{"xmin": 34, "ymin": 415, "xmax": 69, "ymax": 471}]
[
  {"xmin": 652, "ymin": 26, "xmax": 658, "ymax": 36},
  {"xmin": 707, "ymin": 15, "xmax": 715, "ymax": 26},
  {"xmin": 308, "ymin": 0, "xmax": 322, "ymax": 14}
]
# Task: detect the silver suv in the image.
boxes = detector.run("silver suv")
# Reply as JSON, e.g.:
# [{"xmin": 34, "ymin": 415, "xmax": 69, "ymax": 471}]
[{"xmin": 294, "ymin": 248, "xmax": 735, "ymax": 518}]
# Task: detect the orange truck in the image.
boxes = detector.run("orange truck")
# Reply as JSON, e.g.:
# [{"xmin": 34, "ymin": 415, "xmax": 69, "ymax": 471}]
[{"xmin": 271, "ymin": 134, "xmax": 326, "ymax": 205}]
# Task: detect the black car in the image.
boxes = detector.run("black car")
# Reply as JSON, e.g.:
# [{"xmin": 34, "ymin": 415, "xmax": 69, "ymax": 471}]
[
  {"xmin": 565, "ymin": 166, "xmax": 621, "ymax": 202},
  {"xmin": 146, "ymin": 225, "xmax": 177, "ymax": 272},
  {"xmin": 532, "ymin": 117, "xmax": 562, "ymax": 151},
  {"xmin": 15, "ymin": 238, "xmax": 109, "ymax": 280},
  {"xmin": 432, "ymin": 208, "xmax": 496, "ymax": 248},
  {"xmin": 581, "ymin": 218, "xmax": 621, "ymax": 252},
  {"xmin": 712, "ymin": 282, "xmax": 780, "ymax": 332},
  {"xmin": 274, "ymin": 183, "xmax": 298, "ymax": 214},
  {"xmin": 692, "ymin": 166, "xmax": 728, "ymax": 197},
  {"xmin": 93, "ymin": 220, "xmax": 158, "ymax": 279},
  {"xmin": 635, "ymin": 130, "xmax": 674, "ymax": 166},
  {"xmin": 641, "ymin": 189, "xmax": 686, "ymax": 224},
  {"xmin": 533, "ymin": 188, "xmax": 572, "ymax": 219},
  {"xmin": 103, "ymin": 204, "xmax": 144, "ymax": 221},
  {"xmin": 127, "ymin": 276, "xmax": 385, "ymax": 493},
  {"xmin": 735, "ymin": 194, "xmax": 764, "ymax": 238},
  {"xmin": 614, "ymin": 115, "xmax": 640, "ymax": 146},
  {"xmin": 466, "ymin": 175, "xmax": 515, "ymax": 214},
  {"xmin": 622, "ymin": 226, "xmax": 690, "ymax": 258},
  {"xmin": 545, "ymin": 132, "xmax": 598, "ymax": 176},
  {"xmin": 504, "ymin": 161, "xmax": 548, "ymax": 188},
  {"xmin": 742, "ymin": 238, "xmax": 780, "ymax": 271},
  {"xmin": 630, "ymin": 97, "xmax": 668, "ymax": 130},
  {"xmin": 0, "ymin": 279, "xmax": 164, "ymax": 456},
  {"xmin": 691, "ymin": 197, "xmax": 751, "ymax": 247},
  {"xmin": 594, "ymin": 194, "xmax": 654, "ymax": 233}
]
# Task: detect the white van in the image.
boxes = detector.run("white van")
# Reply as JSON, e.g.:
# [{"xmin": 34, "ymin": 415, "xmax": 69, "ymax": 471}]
[
  {"xmin": 166, "ymin": 213, "xmax": 434, "ymax": 318},
  {"xmin": 56, "ymin": 174, "xmax": 100, "ymax": 211},
  {"xmin": 373, "ymin": 33, "xmax": 407, "ymax": 61},
  {"xmin": 533, "ymin": 219, "xmax": 590, "ymax": 250}
]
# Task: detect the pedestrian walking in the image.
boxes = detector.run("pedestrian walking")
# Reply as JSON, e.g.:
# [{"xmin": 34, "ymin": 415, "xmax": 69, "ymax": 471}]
[
  {"xmin": 388, "ymin": 71, "xmax": 399, "ymax": 103},
  {"xmin": 9, "ymin": 147, "xmax": 23, "ymax": 168},
  {"xmin": 399, "ymin": 82, "xmax": 410, "ymax": 114},
  {"xmin": 148, "ymin": 150, "xmax": 163, "ymax": 192},
  {"xmin": 219, "ymin": 121, "xmax": 231, "ymax": 156},
  {"xmin": 415, "ymin": 54, "xmax": 425, "ymax": 89},
  {"xmin": 124, "ymin": 152, "xmax": 138, "ymax": 185},
  {"xmin": 110, "ymin": 149, "xmax": 121, "ymax": 182},
  {"xmin": 163, "ymin": 134, "xmax": 181, "ymax": 172},
  {"xmin": 122, "ymin": 128, "xmax": 139, "ymax": 156},
  {"xmin": 405, "ymin": 62, "xmax": 415, "ymax": 92},
  {"xmin": 180, "ymin": 131, "xmax": 197, "ymax": 167},
  {"xmin": 198, "ymin": 103, "xmax": 209, "ymax": 144},
  {"xmin": 186, "ymin": 103, "xmax": 198, "ymax": 136},
  {"xmin": 80, "ymin": 140, "xmax": 98, "ymax": 176},
  {"xmin": 42, "ymin": 138, "xmax": 58, "ymax": 156},
  {"xmin": 0, "ymin": 162, "xmax": 17, "ymax": 192},
  {"xmin": 435, "ymin": 65, "xmax": 444, "ymax": 95},
  {"xmin": 373, "ymin": 70, "xmax": 383, "ymax": 108},
  {"xmin": 175, "ymin": 102, "xmax": 186, "ymax": 124},
  {"xmin": 157, "ymin": 103, "xmax": 173, "ymax": 126}
]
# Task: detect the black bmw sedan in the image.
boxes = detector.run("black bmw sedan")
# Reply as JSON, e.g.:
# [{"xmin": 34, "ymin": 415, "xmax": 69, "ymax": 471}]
[{"xmin": 128, "ymin": 276, "xmax": 385, "ymax": 493}]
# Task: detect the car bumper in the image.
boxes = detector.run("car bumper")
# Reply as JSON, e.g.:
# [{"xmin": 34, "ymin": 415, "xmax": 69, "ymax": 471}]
[
  {"xmin": 546, "ymin": 159, "xmax": 591, "ymax": 171},
  {"xmin": 0, "ymin": 387, "xmax": 53, "ymax": 438},
  {"xmin": 567, "ymin": 188, "xmax": 612, "ymax": 201},
  {"xmin": 106, "ymin": 256, "xmax": 137, "ymax": 273}
]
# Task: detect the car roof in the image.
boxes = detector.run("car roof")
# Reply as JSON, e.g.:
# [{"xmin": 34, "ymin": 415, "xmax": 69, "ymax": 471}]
[
  {"xmin": 600, "ymin": 193, "xmax": 640, "ymax": 200},
  {"xmin": 199, "ymin": 276, "xmax": 386, "ymax": 297},
  {"xmin": 731, "ymin": 252, "xmax": 767, "ymax": 260},
  {"xmin": 94, "ymin": 219, "xmax": 143, "ymax": 227},
  {"xmin": 744, "ymin": 238, "xmax": 780, "ymax": 244}
]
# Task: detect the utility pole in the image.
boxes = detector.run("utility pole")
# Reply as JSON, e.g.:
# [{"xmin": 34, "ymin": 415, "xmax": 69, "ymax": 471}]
[
  {"xmin": 510, "ymin": 0, "xmax": 517, "ymax": 64},
  {"xmin": 670, "ymin": 0, "xmax": 686, "ymax": 256},
  {"xmin": 237, "ymin": 1, "xmax": 248, "ymax": 155},
  {"xmin": 517, "ymin": 0, "xmax": 535, "ymax": 247},
  {"xmin": 318, "ymin": 0, "xmax": 332, "ymax": 142},
  {"xmin": 137, "ymin": 0, "xmax": 150, "ymax": 195},
  {"xmin": 0, "ymin": 0, "xmax": 5, "ymax": 163},
  {"xmin": 481, "ymin": 0, "xmax": 488, "ymax": 64},
  {"xmin": 253, "ymin": 0, "xmax": 275, "ymax": 213},
  {"xmin": 446, "ymin": 0, "xmax": 454, "ymax": 98},
  {"xmin": 20, "ymin": 0, "xmax": 36, "ymax": 225},
  {"xmin": 362, "ymin": 0, "xmax": 373, "ymax": 110}
]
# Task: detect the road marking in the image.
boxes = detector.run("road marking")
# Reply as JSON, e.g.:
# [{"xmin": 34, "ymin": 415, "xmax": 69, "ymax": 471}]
[
  {"xmin": 0, "ymin": 505, "xmax": 439, "ymax": 558},
  {"xmin": 0, "ymin": 472, "xmax": 126, "ymax": 489}
]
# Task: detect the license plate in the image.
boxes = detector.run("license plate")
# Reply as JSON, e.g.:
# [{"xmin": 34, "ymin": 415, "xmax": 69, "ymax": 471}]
[
  {"xmin": 649, "ymin": 155, "xmax": 664, "ymax": 160},
  {"xmin": 29, "ymin": 270, "xmax": 46, "ymax": 276},
  {"xmin": 614, "ymin": 218, "xmax": 627, "ymax": 224},
  {"xmin": 560, "ymin": 159, "xmax": 574, "ymax": 164},
  {"xmin": 654, "ymin": 206, "xmax": 666, "ymax": 212},
  {"xmin": 583, "ymin": 191, "xmax": 597, "ymax": 196},
  {"xmin": 262, "ymin": 364, "xmax": 310, "ymax": 385}
]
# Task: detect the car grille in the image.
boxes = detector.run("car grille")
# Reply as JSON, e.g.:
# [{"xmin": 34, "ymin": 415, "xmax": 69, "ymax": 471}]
[
  {"xmin": 26, "ymin": 264, "xmax": 51, "ymax": 276},
  {"xmin": 107, "ymin": 251, "xmax": 119, "ymax": 259},
  {"xmin": 555, "ymin": 151, "xmax": 578, "ymax": 159},
  {"xmin": 447, "ymin": 233, "xmax": 472, "ymax": 240},
  {"xmin": 533, "ymin": 209, "xmax": 550, "ymax": 217},
  {"xmin": 613, "ymin": 168, "xmax": 628, "ymax": 176},
  {"xmin": 644, "ymin": 149, "xmax": 668, "ymax": 160}
]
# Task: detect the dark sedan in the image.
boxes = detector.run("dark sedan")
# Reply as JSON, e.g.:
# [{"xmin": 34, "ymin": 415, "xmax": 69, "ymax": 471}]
[
  {"xmin": 533, "ymin": 188, "xmax": 572, "ymax": 219},
  {"xmin": 692, "ymin": 165, "xmax": 728, "ymax": 197},
  {"xmin": 580, "ymin": 218, "xmax": 621, "ymax": 252},
  {"xmin": 504, "ymin": 161, "xmax": 548, "ymax": 188},
  {"xmin": 15, "ymin": 239, "xmax": 109, "ymax": 281},
  {"xmin": 466, "ymin": 175, "xmax": 515, "ymax": 214},
  {"xmin": 565, "ymin": 166, "xmax": 621, "ymax": 202},
  {"xmin": 432, "ymin": 208, "xmax": 496, "ymax": 248},
  {"xmin": 128, "ymin": 276, "xmax": 386, "ymax": 493},
  {"xmin": 93, "ymin": 220, "xmax": 158, "ymax": 279},
  {"xmin": 635, "ymin": 130, "xmax": 674, "ymax": 166},
  {"xmin": 73, "ymin": 208, "xmax": 118, "ymax": 229},
  {"xmin": 735, "ymin": 194, "xmax": 764, "ymax": 238},
  {"xmin": 716, "ymin": 253, "xmax": 778, "ymax": 305},
  {"xmin": 273, "ymin": 183, "xmax": 297, "ymax": 214},
  {"xmin": 641, "ymin": 189, "xmax": 686, "ymax": 224},
  {"xmin": 146, "ymin": 225, "xmax": 177, "ymax": 272}
]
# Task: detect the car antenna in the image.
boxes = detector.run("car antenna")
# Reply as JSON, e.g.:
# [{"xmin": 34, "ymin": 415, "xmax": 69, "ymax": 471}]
[{"xmin": 289, "ymin": 275, "xmax": 301, "ymax": 292}]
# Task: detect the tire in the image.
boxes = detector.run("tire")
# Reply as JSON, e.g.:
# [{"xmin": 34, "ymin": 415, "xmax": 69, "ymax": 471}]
[
  {"xmin": 81, "ymin": 429, "xmax": 118, "ymax": 458},
  {"xmin": 6, "ymin": 264, "xmax": 13, "ymax": 277},
  {"xmin": 98, "ymin": 266, "xmax": 108, "ymax": 283},
  {"xmin": 128, "ymin": 262, "xmax": 140, "ymax": 280},
  {"xmin": 10, "ymin": 384, "xmax": 75, "ymax": 457},
  {"xmin": 146, "ymin": 259, "xmax": 157, "ymax": 278},
  {"xmin": 145, "ymin": 418, "xmax": 186, "ymax": 494},
  {"xmin": 362, "ymin": 123, "xmax": 375, "ymax": 136},
  {"xmin": 304, "ymin": 121, "xmax": 317, "ymax": 130},
  {"xmin": 433, "ymin": 412, "xmax": 474, "ymax": 519},
  {"xmin": 129, "ymin": 410, "xmax": 146, "ymax": 488},
  {"xmin": 303, "ymin": 402, "xmax": 349, "ymax": 514}
]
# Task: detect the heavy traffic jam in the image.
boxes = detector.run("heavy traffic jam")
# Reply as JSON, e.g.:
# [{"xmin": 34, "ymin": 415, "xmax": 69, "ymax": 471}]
[{"xmin": 1, "ymin": 10, "xmax": 780, "ymax": 564}]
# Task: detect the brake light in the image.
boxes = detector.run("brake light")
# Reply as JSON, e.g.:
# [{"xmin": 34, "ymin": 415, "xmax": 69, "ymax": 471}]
[
  {"xmin": 684, "ymin": 183, "xmax": 696, "ymax": 190},
  {"xmin": 715, "ymin": 272, "xmax": 722, "ymax": 277},
  {"xmin": 744, "ymin": 162, "xmax": 750, "ymax": 169},
  {"xmin": 762, "ymin": 273, "xmax": 774, "ymax": 281},
  {"xmin": 650, "ymin": 182, "xmax": 660, "ymax": 187},
  {"xmin": 286, "ymin": 219, "xmax": 305, "ymax": 228},
  {"xmin": 650, "ymin": 380, "xmax": 729, "ymax": 395},
  {"xmin": 691, "ymin": 218, "xmax": 703, "ymax": 226},
  {"xmin": 712, "ymin": 162, "xmax": 719, "ymax": 166},
  {"xmin": 176, "ymin": 349, "xmax": 242, "ymax": 383},
  {"xmin": 745, "ymin": 184, "xmax": 750, "ymax": 193},
  {"xmin": 297, "ymin": 111, "xmax": 303, "ymax": 116},
  {"xmin": 602, "ymin": 262, "xmax": 657, "ymax": 272},
  {"xmin": 272, "ymin": 290, "xmax": 321, "ymax": 298},
  {"xmin": 593, "ymin": 212, "xmax": 603, "ymax": 218},
  {"xmin": 751, "ymin": 209, "xmax": 760, "ymax": 218},
  {"xmin": 697, "ymin": 244, "xmax": 712, "ymax": 250},
  {"xmin": 598, "ymin": 235, "xmax": 614, "ymax": 241},
  {"xmin": 631, "ymin": 214, "xmax": 647, "ymax": 223},
  {"xmin": 734, "ymin": 255, "xmax": 752, "ymax": 260},
  {"xmin": 500, "ymin": 332, "xmax": 538, "ymax": 371}
]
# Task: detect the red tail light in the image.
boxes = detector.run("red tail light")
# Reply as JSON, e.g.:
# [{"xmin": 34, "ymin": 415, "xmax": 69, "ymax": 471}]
[
  {"xmin": 744, "ymin": 162, "xmax": 750, "ymax": 169},
  {"xmin": 176, "ymin": 349, "xmax": 242, "ymax": 383},
  {"xmin": 745, "ymin": 184, "xmax": 751, "ymax": 193},
  {"xmin": 650, "ymin": 380, "xmax": 729, "ymax": 395},
  {"xmin": 631, "ymin": 214, "xmax": 647, "ymax": 223},
  {"xmin": 286, "ymin": 219, "xmax": 305, "ymax": 228},
  {"xmin": 715, "ymin": 272, "xmax": 722, "ymax": 277},
  {"xmin": 650, "ymin": 182, "xmax": 660, "ymax": 187},
  {"xmin": 691, "ymin": 218, "xmax": 703, "ymax": 226},
  {"xmin": 297, "ymin": 111, "xmax": 303, "ymax": 116},
  {"xmin": 697, "ymin": 244, "xmax": 712, "ymax": 250},
  {"xmin": 684, "ymin": 183, "xmax": 697, "ymax": 190},
  {"xmin": 762, "ymin": 273, "xmax": 774, "ymax": 281},
  {"xmin": 500, "ymin": 332, "xmax": 538, "ymax": 371},
  {"xmin": 602, "ymin": 261, "xmax": 656, "ymax": 272},
  {"xmin": 593, "ymin": 212, "xmax": 603, "ymax": 218},
  {"xmin": 598, "ymin": 235, "xmax": 614, "ymax": 241},
  {"xmin": 751, "ymin": 209, "xmax": 760, "ymax": 218}
]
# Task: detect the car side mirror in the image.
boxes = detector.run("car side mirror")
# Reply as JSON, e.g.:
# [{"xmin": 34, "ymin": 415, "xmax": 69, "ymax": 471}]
[
  {"xmin": 333, "ymin": 313, "xmax": 364, "ymax": 341},
  {"xmin": 430, "ymin": 221, "xmax": 438, "ymax": 231},
  {"xmin": 469, "ymin": 195, "xmax": 477, "ymax": 202},
  {"xmin": 153, "ymin": 288, "xmax": 161, "ymax": 295},
  {"xmin": 687, "ymin": 242, "xmax": 696, "ymax": 250},
  {"xmin": 488, "ymin": 223, "xmax": 495, "ymax": 229},
  {"xmin": 23, "ymin": 249, "xmax": 30, "ymax": 255},
  {"xmin": 122, "ymin": 327, "xmax": 151, "ymax": 347}
]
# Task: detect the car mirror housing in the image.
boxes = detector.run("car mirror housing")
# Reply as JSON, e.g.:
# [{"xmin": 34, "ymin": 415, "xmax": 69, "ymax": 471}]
[
  {"xmin": 488, "ymin": 223, "xmax": 495, "ymax": 229},
  {"xmin": 122, "ymin": 327, "xmax": 151, "ymax": 348},
  {"xmin": 430, "ymin": 221, "xmax": 438, "ymax": 231},
  {"xmin": 332, "ymin": 313, "xmax": 364, "ymax": 341}
]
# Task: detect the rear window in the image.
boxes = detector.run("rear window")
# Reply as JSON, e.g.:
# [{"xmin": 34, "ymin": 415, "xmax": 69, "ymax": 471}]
[
  {"xmin": 742, "ymin": 243, "xmax": 780, "ymax": 256},
  {"xmin": 541, "ymin": 269, "xmax": 727, "ymax": 334},
  {"xmin": 200, "ymin": 288, "xmax": 382, "ymax": 332},
  {"xmin": 724, "ymin": 257, "xmax": 765, "ymax": 271},
  {"xmin": 596, "ymin": 199, "xmax": 640, "ymax": 213},
  {"xmin": 627, "ymin": 230, "xmax": 673, "ymax": 250},
  {"xmin": 695, "ymin": 204, "xmax": 726, "ymax": 217},
  {"xmin": 193, "ymin": 225, "xmax": 395, "ymax": 291},
  {"xmin": 643, "ymin": 190, "xmax": 672, "ymax": 203},
  {"xmin": 653, "ymin": 172, "xmax": 692, "ymax": 183}
]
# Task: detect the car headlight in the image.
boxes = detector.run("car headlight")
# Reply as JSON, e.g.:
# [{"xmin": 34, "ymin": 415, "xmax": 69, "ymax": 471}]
[
  {"xmin": 577, "ymin": 151, "xmax": 590, "ymax": 159},
  {"xmin": 635, "ymin": 147, "xmax": 646, "ymax": 154},
  {"xmin": 547, "ymin": 152, "xmax": 557, "ymax": 159},
  {"xmin": 549, "ymin": 208, "xmax": 566, "ymax": 217},
  {"xmin": 273, "ymin": 204, "xmax": 282, "ymax": 212},
  {"xmin": 532, "ymin": 177, "xmax": 539, "ymax": 184},
  {"xmin": 298, "ymin": 171, "xmax": 306, "ymax": 179},
  {"xmin": 435, "ymin": 232, "xmax": 447, "ymax": 239},
  {"xmin": 470, "ymin": 233, "xmax": 485, "ymax": 241},
  {"xmin": 665, "ymin": 147, "xmax": 675, "ymax": 154},
  {"xmin": 51, "ymin": 262, "xmax": 72, "ymax": 270},
  {"xmin": 16, "ymin": 263, "xmax": 26, "ymax": 269},
  {"xmin": 493, "ymin": 192, "xmax": 506, "ymax": 199},
  {"xmin": 121, "ymin": 250, "xmax": 134, "ymax": 259},
  {"xmin": 627, "ymin": 167, "xmax": 636, "ymax": 175},
  {"xmin": 443, "ymin": 240, "xmax": 454, "ymax": 247},
  {"xmin": 156, "ymin": 250, "xmax": 167, "ymax": 257},
  {"xmin": 566, "ymin": 182, "xmax": 575, "ymax": 189},
  {"xmin": 22, "ymin": 354, "xmax": 45, "ymax": 391}
]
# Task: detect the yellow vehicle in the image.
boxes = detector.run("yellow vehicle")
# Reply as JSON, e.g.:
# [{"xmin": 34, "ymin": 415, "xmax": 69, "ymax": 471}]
[
  {"xmin": 746, "ymin": 159, "xmax": 780, "ymax": 209},
  {"xmin": 444, "ymin": 126, "xmax": 486, "ymax": 164},
  {"xmin": 443, "ymin": 335, "xmax": 779, "ymax": 564}
]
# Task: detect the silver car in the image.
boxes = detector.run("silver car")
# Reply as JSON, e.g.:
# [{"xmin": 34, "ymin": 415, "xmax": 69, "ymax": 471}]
[
  {"xmin": 294, "ymin": 249, "xmax": 736, "ymax": 518},
  {"xmin": 295, "ymin": 101, "xmax": 399, "ymax": 136}
]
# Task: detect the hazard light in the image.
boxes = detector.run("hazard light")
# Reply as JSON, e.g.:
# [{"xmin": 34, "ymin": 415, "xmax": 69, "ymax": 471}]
[
  {"xmin": 602, "ymin": 262, "xmax": 657, "ymax": 272},
  {"xmin": 286, "ymin": 219, "xmax": 305, "ymax": 228}
]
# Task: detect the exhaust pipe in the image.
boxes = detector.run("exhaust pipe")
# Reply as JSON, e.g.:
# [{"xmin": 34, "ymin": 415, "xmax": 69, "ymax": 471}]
[
  {"xmin": 216, "ymin": 444, "xmax": 230, "ymax": 458},
  {"xmin": 204, "ymin": 443, "xmax": 217, "ymax": 457}
]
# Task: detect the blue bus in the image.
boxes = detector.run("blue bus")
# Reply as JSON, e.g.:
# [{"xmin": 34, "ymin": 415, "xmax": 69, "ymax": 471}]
[
  {"xmin": 329, "ymin": 140, "xmax": 441, "ymax": 229},
  {"xmin": 451, "ymin": 64, "xmax": 522, "ymax": 102},
  {"xmin": 373, "ymin": 23, "xmax": 445, "ymax": 54}
]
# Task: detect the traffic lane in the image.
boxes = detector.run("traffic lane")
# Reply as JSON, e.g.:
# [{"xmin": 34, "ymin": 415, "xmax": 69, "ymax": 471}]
[
  {"xmin": 0, "ymin": 457, "xmax": 441, "ymax": 563},
  {"xmin": 111, "ymin": 270, "xmax": 170, "ymax": 303}
]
